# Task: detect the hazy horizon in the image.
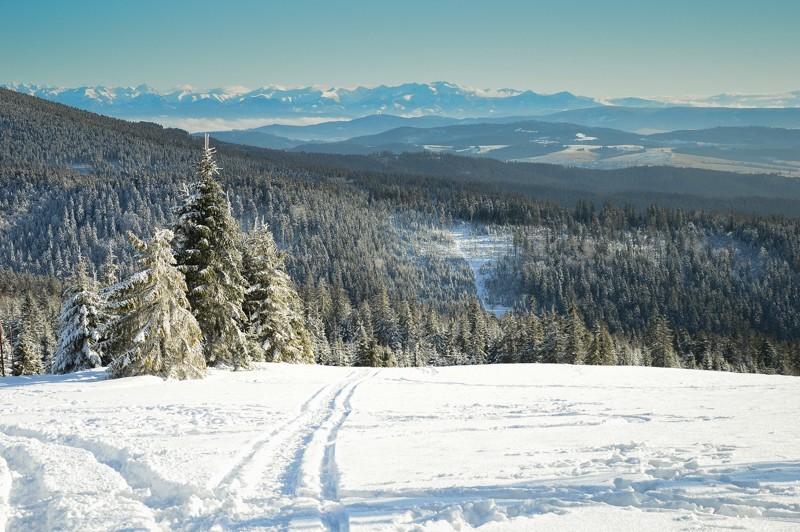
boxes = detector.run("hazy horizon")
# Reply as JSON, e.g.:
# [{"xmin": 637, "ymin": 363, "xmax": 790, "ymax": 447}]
[
  {"xmin": 4, "ymin": 80, "xmax": 800, "ymax": 107},
  {"xmin": 3, "ymin": 0, "xmax": 799, "ymax": 99}
]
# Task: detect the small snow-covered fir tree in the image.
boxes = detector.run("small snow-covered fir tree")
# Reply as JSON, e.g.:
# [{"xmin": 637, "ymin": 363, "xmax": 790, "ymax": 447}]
[
  {"xmin": 372, "ymin": 287, "xmax": 400, "ymax": 351},
  {"xmin": 758, "ymin": 337, "xmax": 780, "ymax": 374},
  {"xmin": 586, "ymin": 322, "xmax": 616, "ymax": 366},
  {"xmin": 307, "ymin": 313, "xmax": 332, "ymax": 365},
  {"xmin": 52, "ymin": 260, "xmax": 103, "ymax": 374},
  {"xmin": 100, "ymin": 244, "xmax": 120, "ymax": 287},
  {"xmin": 539, "ymin": 313, "xmax": 565, "ymax": 364},
  {"xmin": 330, "ymin": 335, "xmax": 351, "ymax": 366},
  {"xmin": 564, "ymin": 303, "xmax": 588, "ymax": 365},
  {"xmin": 523, "ymin": 312, "xmax": 544, "ymax": 364},
  {"xmin": 242, "ymin": 225, "xmax": 313, "ymax": 364},
  {"xmin": 104, "ymin": 230, "xmax": 206, "ymax": 380},
  {"xmin": 648, "ymin": 311, "xmax": 680, "ymax": 368},
  {"xmin": 173, "ymin": 136, "xmax": 249, "ymax": 368},
  {"xmin": 96, "ymin": 244, "xmax": 126, "ymax": 366},
  {"xmin": 352, "ymin": 321, "xmax": 374, "ymax": 367},
  {"xmin": 11, "ymin": 322, "xmax": 44, "ymax": 376}
]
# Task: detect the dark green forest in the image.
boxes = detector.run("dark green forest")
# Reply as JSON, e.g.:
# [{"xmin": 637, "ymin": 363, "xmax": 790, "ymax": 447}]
[{"xmin": 1, "ymin": 88, "xmax": 798, "ymax": 375}]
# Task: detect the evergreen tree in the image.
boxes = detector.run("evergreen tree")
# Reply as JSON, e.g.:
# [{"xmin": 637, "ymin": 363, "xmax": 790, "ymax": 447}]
[
  {"xmin": 104, "ymin": 230, "xmax": 206, "ymax": 380},
  {"xmin": 11, "ymin": 321, "xmax": 43, "ymax": 376},
  {"xmin": 352, "ymin": 321, "xmax": 373, "ymax": 367},
  {"xmin": 242, "ymin": 226, "xmax": 313, "ymax": 364},
  {"xmin": 331, "ymin": 335, "xmax": 351, "ymax": 366},
  {"xmin": 587, "ymin": 323, "xmax": 616, "ymax": 365},
  {"xmin": 540, "ymin": 313, "xmax": 565, "ymax": 364},
  {"xmin": 522, "ymin": 312, "xmax": 543, "ymax": 364},
  {"xmin": 329, "ymin": 281, "xmax": 352, "ymax": 340},
  {"xmin": 648, "ymin": 311, "xmax": 680, "ymax": 368},
  {"xmin": 52, "ymin": 260, "xmax": 103, "ymax": 374},
  {"xmin": 399, "ymin": 301, "xmax": 420, "ymax": 367},
  {"xmin": 97, "ymin": 261, "xmax": 119, "ymax": 367},
  {"xmin": 467, "ymin": 298, "xmax": 488, "ymax": 364},
  {"xmin": 173, "ymin": 137, "xmax": 249, "ymax": 368},
  {"xmin": 758, "ymin": 337, "xmax": 780, "ymax": 374},
  {"xmin": 373, "ymin": 286, "xmax": 399, "ymax": 350},
  {"xmin": 381, "ymin": 346, "xmax": 397, "ymax": 367},
  {"xmin": 0, "ymin": 322, "xmax": 8, "ymax": 377},
  {"xmin": 496, "ymin": 313, "xmax": 523, "ymax": 364},
  {"xmin": 308, "ymin": 314, "xmax": 332, "ymax": 365},
  {"xmin": 564, "ymin": 303, "xmax": 588, "ymax": 365},
  {"xmin": 100, "ymin": 244, "xmax": 119, "ymax": 287}
]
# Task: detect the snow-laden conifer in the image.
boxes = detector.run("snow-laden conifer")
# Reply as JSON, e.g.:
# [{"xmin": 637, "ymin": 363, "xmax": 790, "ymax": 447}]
[
  {"xmin": 242, "ymin": 225, "xmax": 313, "ymax": 363},
  {"xmin": 587, "ymin": 323, "xmax": 616, "ymax": 366},
  {"xmin": 564, "ymin": 303, "xmax": 588, "ymax": 365},
  {"xmin": 98, "ymin": 246, "xmax": 120, "ymax": 366},
  {"xmin": 52, "ymin": 260, "xmax": 103, "ymax": 374},
  {"xmin": 173, "ymin": 136, "xmax": 249, "ymax": 368},
  {"xmin": 648, "ymin": 311, "xmax": 680, "ymax": 368},
  {"xmin": 11, "ymin": 324, "xmax": 43, "ymax": 376},
  {"xmin": 104, "ymin": 230, "xmax": 206, "ymax": 380}
]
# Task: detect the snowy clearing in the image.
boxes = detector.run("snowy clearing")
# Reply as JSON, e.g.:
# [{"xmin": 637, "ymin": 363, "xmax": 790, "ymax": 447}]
[
  {"xmin": 447, "ymin": 224, "xmax": 513, "ymax": 316},
  {"xmin": 0, "ymin": 364, "xmax": 799, "ymax": 530}
]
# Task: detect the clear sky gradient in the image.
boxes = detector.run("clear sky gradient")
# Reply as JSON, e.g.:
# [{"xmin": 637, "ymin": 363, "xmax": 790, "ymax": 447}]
[{"xmin": 2, "ymin": 0, "xmax": 798, "ymax": 98}]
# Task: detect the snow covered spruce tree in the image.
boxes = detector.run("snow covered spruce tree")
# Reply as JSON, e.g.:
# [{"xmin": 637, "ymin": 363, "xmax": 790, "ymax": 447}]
[
  {"xmin": 242, "ymin": 225, "xmax": 314, "ymax": 363},
  {"xmin": 97, "ymin": 245, "xmax": 120, "ymax": 366},
  {"xmin": 173, "ymin": 136, "xmax": 250, "ymax": 368},
  {"xmin": 11, "ymin": 296, "xmax": 44, "ymax": 376},
  {"xmin": 11, "ymin": 325, "xmax": 43, "ymax": 376},
  {"xmin": 52, "ymin": 260, "xmax": 103, "ymax": 374},
  {"xmin": 103, "ymin": 230, "xmax": 206, "ymax": 380},
  {"xmin": 586, "ymin": 322, "xmax": 616, "ymax": 366},
  {"xmin": 563, "ymin": 303, "xmax": 588, "ymax": 365},
  {"xmin": 647, "ymin": 311, "xmax": 680, "ymax": 368}
]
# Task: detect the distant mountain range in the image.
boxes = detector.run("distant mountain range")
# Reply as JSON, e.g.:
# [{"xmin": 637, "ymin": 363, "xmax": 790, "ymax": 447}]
[
  {"xmin": 0, "ymin": 82, "xmax": 598, "ymax": 120},
  {"xmin": 4, "ymin": 82, "xmax": 799, "ymax": 129}
]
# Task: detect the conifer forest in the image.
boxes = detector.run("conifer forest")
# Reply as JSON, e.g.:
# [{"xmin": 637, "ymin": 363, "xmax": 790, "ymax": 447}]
[{"xmin": 1, "ymin": 88, "xmax": 799, "ymax": 379}]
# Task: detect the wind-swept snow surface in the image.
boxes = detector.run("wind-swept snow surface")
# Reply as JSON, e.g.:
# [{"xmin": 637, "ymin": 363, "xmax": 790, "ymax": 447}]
[{"xmin": 0, "ymin": 365, "xmax": 798, "ymax": 530}]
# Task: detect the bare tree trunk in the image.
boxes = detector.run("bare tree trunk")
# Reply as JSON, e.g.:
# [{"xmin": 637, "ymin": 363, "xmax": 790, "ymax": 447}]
[{"xmin": 0, "ymin": 323, "xmax": 5, "ymax": 377}]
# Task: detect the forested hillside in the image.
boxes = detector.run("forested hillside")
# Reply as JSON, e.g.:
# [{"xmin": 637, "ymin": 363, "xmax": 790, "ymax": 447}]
[{"xmin": 1, "ymin": 88, "xmax": 798, "ymax": 375}]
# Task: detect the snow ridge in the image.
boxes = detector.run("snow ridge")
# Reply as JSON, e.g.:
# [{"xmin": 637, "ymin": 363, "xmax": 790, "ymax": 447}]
[
  {"xmin": 0, "ymin": 433, "xmax": 158, "ymax": 530},
  {"xmin": 0, "ymin": 456, "xmax": 12, "ymax": 531}
]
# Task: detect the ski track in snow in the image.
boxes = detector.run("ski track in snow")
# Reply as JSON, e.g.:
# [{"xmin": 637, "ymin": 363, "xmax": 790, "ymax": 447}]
[
  {"xmin": 0, "ymin": 368, "xmax": 378, "ymax": 531},
  {"xmin": 181, "ymin": 367, "xmax": 378, "ymax": 530}
]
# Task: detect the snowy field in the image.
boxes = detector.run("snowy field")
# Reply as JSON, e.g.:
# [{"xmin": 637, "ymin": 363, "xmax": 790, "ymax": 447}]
[{"xmin": 1, "ymin": 364, "xmax": 799, "ymax": 531}]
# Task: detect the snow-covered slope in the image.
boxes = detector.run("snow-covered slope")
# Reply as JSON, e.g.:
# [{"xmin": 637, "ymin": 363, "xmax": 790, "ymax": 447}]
[
  {"xmin": 0, "ymin": 364, "xmax": 798, "ymax": 530},
  {"xmin": 447, "ymin": 224, "xmax": 513, "ymax": 316}
]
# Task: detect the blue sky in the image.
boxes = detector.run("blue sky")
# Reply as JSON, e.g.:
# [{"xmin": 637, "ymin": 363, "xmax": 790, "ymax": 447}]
[{"xmin": 2, "ymin": 0, "xmax": 798, "ymax": 97}]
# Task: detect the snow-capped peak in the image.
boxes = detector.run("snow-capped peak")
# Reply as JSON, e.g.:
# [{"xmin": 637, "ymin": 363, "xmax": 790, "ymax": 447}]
[{"xmin": 0, "ymin": 81, "xmax": 603, "ymax": 120}]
